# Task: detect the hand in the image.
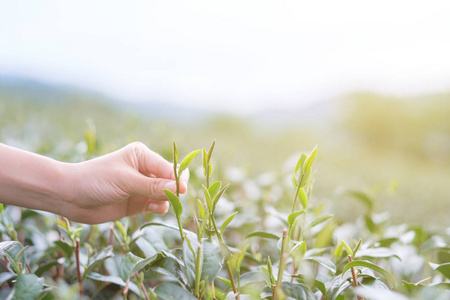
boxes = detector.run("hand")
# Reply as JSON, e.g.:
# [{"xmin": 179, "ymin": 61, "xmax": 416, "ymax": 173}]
[{"xmin": 62, "ymin": 142, "xmax": 189, "ymax": 224}]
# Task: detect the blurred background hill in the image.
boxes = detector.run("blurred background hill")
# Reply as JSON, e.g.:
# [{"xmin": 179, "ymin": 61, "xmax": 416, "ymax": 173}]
[{"xmin": 1, "ymin": 75, "xmax": 449, "ymax": 226}]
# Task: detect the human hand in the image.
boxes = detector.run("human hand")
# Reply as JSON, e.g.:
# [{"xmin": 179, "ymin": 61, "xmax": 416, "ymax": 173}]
[{"xmin": 62, "ymin": 142, "xmax": 189, "ymax": 224}]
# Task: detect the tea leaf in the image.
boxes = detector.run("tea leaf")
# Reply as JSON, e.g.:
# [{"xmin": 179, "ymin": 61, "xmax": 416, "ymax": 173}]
[
  {"xmin": 11, "ymin": 274, "xmax": 44, "ymax": 300},
  {"xmin": 342, "ymin": 260, "xmax": 397, "ymax": 287},
  {"xmin": 287, "ymin": 210, "xmax": 305, "ymax": 226},
  {"xmin": 298, "ymin": 188, "xmax": 308, "ymax": 209},
  {"xmin": 341, "ymin": 240, "xmax": 353, "ymax": 257},
  {"xmin": 281, "ymin": 282, "xmax": 315, "ymax": 299},
  {"xmin": 208, "ymin": 181, "xmax": 222, "ymax": 200},
  {"xmin": 85, "ymin": 246, "xmax": 114, "ymax": 275},
  {"xmin": 303, "ymin": 146, "xmax": 317, "ymax": 172},
  {"xmin": 154, "ymin": 282, "xmax": 197, "ymax": 299},
  {"xmin": 429, "ymin": 262, "xmax": 450, "ymax": 279},
  {"xmin": 88, "ymin": 272, "xmax": 141, "ymax": 296},
  {"xmin": 304, "ymin": 256, "xmax": 336, "ymax": 274},
  {"xmin": 202, "ymin": 185, "xmax": 212, "ymax": 212},
  {"xmin": 308, "ymin": 214, "xmax": 333, "ymax": 228},
  {"xmin": 212, "ymin": 184, "xmax": 230, "ymax": 210},
  {"xmin": 202, "ymin": 239, "xmax": 224, "ymax": 283},
  {"xmin": 119, "ymin": 251, "xmax": 168, "ymax": 282},
  {"xmin": 164, "ymin": 189, "xmax": 183, "ymax": 217},
  {"xmin": 179, "ymin": 149, "xmax": 201, "ymax": 175},
  {"xmin": 220, "ymin": 212, "xmax": 238, "ymax": 234},
  {"xmin": 173, "ymin": 140, "xmax": 178, "ymax": 166},
  {"xmin": 245, "ymin": 231, "xmax": 280, "ymax": 240}
]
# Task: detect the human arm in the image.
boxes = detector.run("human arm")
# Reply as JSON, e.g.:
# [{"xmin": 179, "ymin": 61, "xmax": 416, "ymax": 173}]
[{"xmin": 0, "ymin": 142, "xmax": 187, "ymax": 224}]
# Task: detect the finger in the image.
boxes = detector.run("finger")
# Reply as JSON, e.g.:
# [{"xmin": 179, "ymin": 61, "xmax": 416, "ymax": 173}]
[
  {"xmin": 131, "ymin": 142, "xmax": 175, "ymax": 179},
  {"xmin": 179, "ymin": 167, "xmax": 190, "ymax": 193},
  {"xmin": 145, "ymin": 199, "xmax": 169, "ymax": 215},
  {"xmin": 130, "ymin": 173, "xmax": 186, "ymax": 199},
  {"xmin": 126, "ymin": 196, "xmax": 169, "ymax": 216}
]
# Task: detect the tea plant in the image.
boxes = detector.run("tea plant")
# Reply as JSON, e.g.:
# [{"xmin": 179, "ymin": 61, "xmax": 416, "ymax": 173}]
[{"xmin": 1, "ymin": 140, "xmax": 450, "ymax": 299}]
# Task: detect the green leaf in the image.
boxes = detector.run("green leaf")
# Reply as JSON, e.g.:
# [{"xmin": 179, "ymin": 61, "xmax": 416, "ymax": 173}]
[
  {"xmin": 91, "ymin": 284, "xmax": 122, "ymax": 300},
  {"xmin": 429, "ymin": 262, "xmax": 450, "ymax": 279},
  {"xmin": 88, "ymin": 272, "xmax": 141, "ymax": 296},
  {"xmin": 173, "ymin": 141, "xmax": 178, "ymax": 166},
  {"xmin": 267, "ymin": 256, "xmax": 275, "ymax": 285},
  {"xmin": 202, "ymin": 239, "xmax": 224, "ymax": 283},
  {"xmin": 281, "ymin": 282, "xmax": 315, "ymax": 299},
  {"xmin": 289, "ymin": 241, "xmax": 306, "ymax": 257},
  {"xmin": 54, "ymin": 240, "xmax": 73, "ymax": 259},
  {"xmin": 342, "ymin": 260, "xmax": 397, "ymax": 288},
  {"xmin": 115, "ymin": 221, "xmax": 127, "ymax": 239},
  {"xmin": 261, "ymin": 266, "xmax": 272, "ymax": 288},
  {"xmin": 304, "ymin": 256, "xmax": 336, "ymax": 274},
  {"xmin": 291, "ymin": 274, "xmax": 326, "ymax": 297},
  {"xmin": 308, "ymin": 214, "xmax": 333, "ymax": 228},
  {"xmin": 287, "ymin": 210, "xmax": 305, "ymax": 226},
  {"xmin": 85, "ymin": 246, "xmax": 114, "ymax": 275},
  {"xmin": 245, "ymin": 231, "xmax": 280, "ymax": 240},
  {"xmin": 298, "ymin": 188, "xmax": 308, "ymax": 209},
  {"xmin": 179, "ymin": 149, "xmax": 201, "ymax": 175},
  {"xmin": 183, "ymin": 238, "xmax": 197, "ymax": 286},
  {"xmin": 294, "ymin": 153, "xmax": 307, "ymax": 175},
  {"xmin": 154, "ymin": 283, "xmax": 197, "ymax": 300},
  {"xmin": 34, "ymin": 260, "xmax": 61, "ymax": 277},
  {"xmin": 355, "ymin": 247, "xmax": 401, "ymax": 261},
  {"xmin": 0, "ymin": 203, "xmax": 3, "ymax": 213},
  {"xmin": 206, "ymin": 140, "xmax": 215, "ymax": 165},
  {"xmin": 217, "ymin": 276, "xmax": 232, "ymax": 287},
  {"xmin": 140, "ymin": 222, "xmax": 196, "ymax": 240},
  {"xmin": 236, "ymin": 244, "xmax": 249, "ymax": 272},
  {"xmin": 303, "ymin": 146, "xmax": 317, "ymax": 171},
  {"xmin": 334, "ymin": 243, "xmax": 343, "ymax": 259},
  {"xmin": 220, "ymin": 212, "xmax": 238, "ymax": 234},
  {"xmin": 341, "ymin": 240, "xmax": 353, "ymax": 257},
  {"xmin": 327, "ymin": 276, "xmax": 352, "ymax": 300},
  {"xmin": 212, "ymin": 184, "xmax": 230, "ymax": 210},
  {"xmin": 197, "ymin": 199, "xmax": 205, "ymax": 219},
  {"xmin": 0, "ymin": 272, "xmax": 16, "ymax": 286},
  {"xmin": 0, "ymin": 241, "xmax": 25, "ymax": 274},
  {"xmin": 164, "ymin": 189, "xmax": 183, "ymax": 217},
  {"xmin": 299, "ymin": 169, "xmax": 311, "ymax": 188},
  {"xmin": 11, "ymin": 274, "xmax": 44, "ymax": 300},
  {"xmin": 208, "ymin": 181, "xmax": 222, "ymax": 200},
  {"xmin": 202, "ymin": 185, "xmax": 212, "ymax": 212},
  {"xmin": 352, "ymin": 238, "xmax": 362, "ymax": 257},
  {"xmin": 119, "ymin": 251, "xmax": 168, "ymax": 282}
]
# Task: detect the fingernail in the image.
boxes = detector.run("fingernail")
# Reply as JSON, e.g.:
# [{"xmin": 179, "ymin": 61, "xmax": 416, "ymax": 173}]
[{"xmin": 147, "ymin": 203, "xmax": 160, "ymax": 212}]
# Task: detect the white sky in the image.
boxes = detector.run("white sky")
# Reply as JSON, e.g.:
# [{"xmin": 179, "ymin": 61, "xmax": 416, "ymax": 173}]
[{"xmin": 1, "ymin": 0, "xmax": 450, "ymax": 113}]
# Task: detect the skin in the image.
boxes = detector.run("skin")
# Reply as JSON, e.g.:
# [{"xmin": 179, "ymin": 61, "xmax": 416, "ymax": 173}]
[{"xmin": 0, "ymin": 142, "xmax": 189, "ymax": 224}]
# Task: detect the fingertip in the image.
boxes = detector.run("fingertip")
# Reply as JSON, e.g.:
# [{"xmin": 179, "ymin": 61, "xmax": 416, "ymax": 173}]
[{"xmin": 147, "ymin": 201, "xmax": 169, "ymax": 215}]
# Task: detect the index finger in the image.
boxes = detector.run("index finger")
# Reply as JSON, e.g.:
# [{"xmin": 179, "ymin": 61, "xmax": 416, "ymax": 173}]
[{"xmin": 130, "ymin": 142, "xmax": 175, "ymax": 180}]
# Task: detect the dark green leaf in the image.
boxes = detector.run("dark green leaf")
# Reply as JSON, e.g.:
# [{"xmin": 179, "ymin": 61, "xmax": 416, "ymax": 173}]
[
  {"xmin": 164, "ymin": 189, "xmax": 183, "ymax": 217},
  {"xmin": 119, "ymin": 251, "xmax": 168, "ymax": 282},
  {"xmin": 88, "ymin": 272, "xmax": 141, "ymax": 295},
  {"xmin": 11, "ymin": 274, "xmax": 44, "ymax": 300},
  {"xmin": 291, "ymin": 274, "xmax": 326, "ymax": 296},
  {"xmin": 85, "ymin": 246, "xmax": 114, "ymax": 275},
  {"xmin": 54, "ymin": 240, "xmax": 73, "ymax": 259},
  {"xmin": 281, "ymin": 282, "xmax": 315, "ymax": 300},
  {"xmin": 154, "ymin": 283, "xmax": 197, "ymax": 300},
  {"xmin": 91, "ymin": 283, "xmax": 122, "ymax": 300},
  {"xmin": 202, "ymin": 239, "xmax": 224, "ymax": 283}
]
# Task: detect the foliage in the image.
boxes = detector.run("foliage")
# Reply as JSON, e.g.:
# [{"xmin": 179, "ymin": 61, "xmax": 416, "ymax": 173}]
[{"xmin": 1, "ymin": 137, "xmax": 450, "ymax": 299}]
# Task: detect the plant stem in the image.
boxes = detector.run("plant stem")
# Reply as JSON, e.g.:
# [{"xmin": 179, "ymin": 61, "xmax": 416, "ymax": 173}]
[
  {"xmin": 75, "ymin": 238, "xmax": 83, "ymax": 298},
  {"xmin": 226, "ymin": 261, "xmax": 240, "ymax": 300},
  {"xmin": 135, "ymin": 272, "xmax": 150, "ymax": 300},
  {"xmin": 348, "ymin": 255, "xmax": 363, "ymax": 300},
  {"xmin": 194, "ymin": 244, "xmax": 202, "ymax": 298},
  {"xmin": 274, "ymin": 229, "xmax": 288, "ymax": 299}
]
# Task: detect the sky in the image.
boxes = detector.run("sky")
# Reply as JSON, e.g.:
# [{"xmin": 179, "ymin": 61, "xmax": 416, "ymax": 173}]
[{"xmin": 1, "ymin": 0, "xmax": 450, "ymax": 113}]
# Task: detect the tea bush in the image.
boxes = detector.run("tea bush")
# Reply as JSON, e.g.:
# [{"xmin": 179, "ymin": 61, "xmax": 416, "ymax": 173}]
[{"xmin": 1, "ymin": 139, "xmax": 450, "ymax": 300}]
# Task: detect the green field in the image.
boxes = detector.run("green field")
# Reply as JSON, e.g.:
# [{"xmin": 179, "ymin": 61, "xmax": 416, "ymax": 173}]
[{"xmin": 1, "ymin": 82, "xmax": 450, "ymax": 299}]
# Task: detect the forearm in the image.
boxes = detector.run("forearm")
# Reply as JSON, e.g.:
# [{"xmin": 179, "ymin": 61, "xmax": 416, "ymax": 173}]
[{"xmin": 0, "ymin": 143, "xmax": 69, "ymax": 216}]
